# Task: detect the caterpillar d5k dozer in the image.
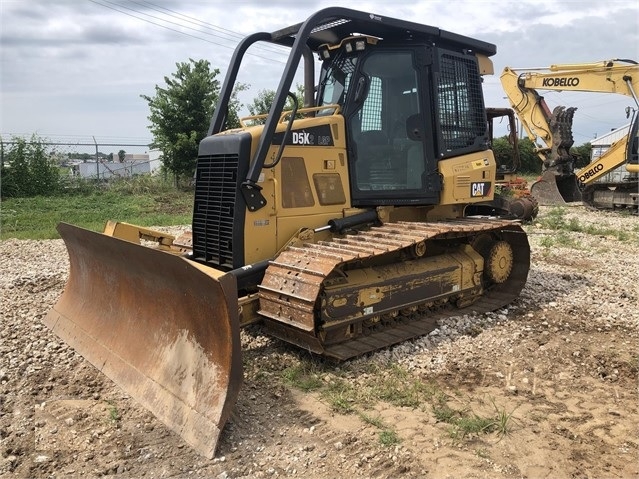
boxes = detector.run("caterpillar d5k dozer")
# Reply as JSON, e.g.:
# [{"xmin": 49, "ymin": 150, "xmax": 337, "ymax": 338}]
[{"xmin": 46, "ymin": 7, "xmax": 531, "ymax": 457}]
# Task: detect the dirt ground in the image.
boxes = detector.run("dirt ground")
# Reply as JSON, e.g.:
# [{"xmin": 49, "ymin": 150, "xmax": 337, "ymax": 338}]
[{"xmin": 1, "ymin": 205, "xmax": 637, "ymax": 478}]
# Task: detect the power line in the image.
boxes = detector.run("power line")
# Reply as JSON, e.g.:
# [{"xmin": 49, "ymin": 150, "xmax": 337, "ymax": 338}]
[
  {"xmin": 86, "ymin": 0, "xmax": 287, "ymax": 64},
  {"xmin": 1, "ymin": 133, "xmax": 153, "ymax": 143},
  {"xmin": 87, "ymin": 0, "xmax": 240, "ymax": 48},
  {"xmin": 0, "ymin": 141, "xmax": 151, "ymax": 147},
  {"xmin": 134, "ymin": 0, "xmax": 289, "ymax": 56}
]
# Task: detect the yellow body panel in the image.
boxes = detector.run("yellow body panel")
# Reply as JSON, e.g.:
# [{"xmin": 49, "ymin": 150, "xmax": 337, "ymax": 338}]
[
  {"xmin": 242, "ymin": 114, "xmax": 351, "ymax": 261},
  {"xmin": 438, "ymin": 150, "xmax": 497, "ymax": 203}
]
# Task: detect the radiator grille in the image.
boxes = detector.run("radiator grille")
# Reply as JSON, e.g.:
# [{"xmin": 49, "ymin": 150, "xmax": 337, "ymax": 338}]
[{"xmin": 192, "ymin": 153, "xmax": 239, "ymax": 269}]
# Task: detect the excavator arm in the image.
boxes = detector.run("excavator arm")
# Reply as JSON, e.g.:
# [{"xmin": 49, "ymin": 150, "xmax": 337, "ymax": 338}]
[{"xmin": 501, "ymin": 60, "xmax": 639, "ymax": 205}]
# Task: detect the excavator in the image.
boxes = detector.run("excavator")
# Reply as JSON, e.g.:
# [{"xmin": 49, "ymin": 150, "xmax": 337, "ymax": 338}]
[
  {"xmin": 501, "ymin": 60, "xmax": 639, "ymax": 208},
  {"xmin": 45, "ymin": 8, "xmax": 531, "ymax": 458}
]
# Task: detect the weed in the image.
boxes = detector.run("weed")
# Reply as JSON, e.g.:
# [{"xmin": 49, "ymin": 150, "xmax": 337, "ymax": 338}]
[
  {"xmin": 452, "ymin": 414, "xmax": 495, "ymax": 438},
  {"xmin": 359, "ymin": 412, "xmax": 385, "ymax": 429},
  {"xmin": 432, "ymin": 402, "xmax": 458, "ymax": 423},
  {"xmin": 555, "ymin": 230, "xmax": 577, "ymax": 247},
  {"xmin": 538, "ymin": 207, "xmax": 568, "ymax": 230},
  {"xmin": 475, "ymin": 448, "xmax": 490, "ymax": 459},
  {"xmin": 369, "ymin": 365, "xmax": 436, "ymax": 408},
  {"xmin": 491, "ymin": 399, "xmax": 518, "ymax": 437},
  {"xmin": 106, "ymin": 401, "xmax": 120, "ymax": 423},
  {"xmin": 432, "ymin": 395, "xmax": 517, "ymax": 442},
  {"xmin": 281, "ymin": 363, "xmax": 323, "ymax": 392},
  {"xmin": 321, "ymin": 379, "xmax": 357, "ymax": 414},
  {"xmin": 539, "ymin": 235, "xmax": 555, "ymax": 249},
  {"xmin": 379, "ymin": 429, "xmax": 400, "ymax": 446},
  {"xmin": 359, "ymin": 413, "xmax": 401, "ymax": 447}
]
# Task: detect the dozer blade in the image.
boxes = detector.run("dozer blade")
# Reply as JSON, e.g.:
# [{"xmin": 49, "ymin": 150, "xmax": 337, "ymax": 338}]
[
  {"xmin": 44, "ymin": 222, "xmax": 242, "ymax": 458},
  {"xmin": 530, "ymin": 169, "xmax": 583, "ymax": 206}
]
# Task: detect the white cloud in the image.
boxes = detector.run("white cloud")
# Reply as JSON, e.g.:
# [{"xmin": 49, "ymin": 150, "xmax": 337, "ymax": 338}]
[{"xmin": 1, "ymin": 0, "xmax": 637, "ymax": 145}]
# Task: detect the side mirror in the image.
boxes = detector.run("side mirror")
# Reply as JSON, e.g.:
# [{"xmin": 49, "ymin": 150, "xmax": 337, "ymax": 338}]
[{"xmin": 353, "ymin": 76, "xmax": 367, "ymax": 103}]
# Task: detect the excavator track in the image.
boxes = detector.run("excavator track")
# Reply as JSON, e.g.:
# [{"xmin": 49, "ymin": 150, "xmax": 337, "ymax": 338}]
[
  {"xmin": 581, "ymin": 180, "xmax": 639, "ymax": 210},
  {"xmin": 259, "ymin": 218, "xmax": 530, "ymax": 360}
]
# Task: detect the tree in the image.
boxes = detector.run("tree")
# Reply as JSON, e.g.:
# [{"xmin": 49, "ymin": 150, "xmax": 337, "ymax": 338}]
[
  {"xmin": 247, "ymin": 89, "xmax": 277, "ymax": 117},
  {"xmin": 571, "ymin": 142, "xmax": 592, "ymax": 169},
  {"xmin": 246, "ymin": 85, "xmax": 306, "ymax": 120},
  {"xmin": 490, "ymin": 135, "xmax": 541, "ymax": 175},
  {"xmin": 517, "ymin": 137, "xmax": 542, "ymax": 174},
  {"xmin": 491, "ymin": 136, "xmax": 514, "ymax": 169},
  {"xmin": 142, "ymin": 59, "xmax": 243, "ymax": 186},
  {"xmin": 118, "ymin": 150, "xmax": 126, "ymax": 162},
  {"xmin": 492, "ymin": 134, "xmax": 593, "ymax": 174},
  {"xmin": 1, "ymin": 135, "xmax": 60, "ymax": 197}
]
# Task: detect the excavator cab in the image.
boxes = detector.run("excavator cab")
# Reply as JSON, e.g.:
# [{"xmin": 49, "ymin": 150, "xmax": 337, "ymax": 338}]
[{"xmin": 624, "ymin": 108, "xmax": 639, "ymax": 170}]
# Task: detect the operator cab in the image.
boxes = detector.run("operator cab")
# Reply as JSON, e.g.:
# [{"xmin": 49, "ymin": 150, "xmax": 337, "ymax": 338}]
[{"xmin": 316, "ymin": 35, "xmax": 490, "ymax": 206}]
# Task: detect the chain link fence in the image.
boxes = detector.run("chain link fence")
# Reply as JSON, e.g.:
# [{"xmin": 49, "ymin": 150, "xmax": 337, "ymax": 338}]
[{"xmin": 0, "ymin": 135, "xmax": 161, "ymax": 181}]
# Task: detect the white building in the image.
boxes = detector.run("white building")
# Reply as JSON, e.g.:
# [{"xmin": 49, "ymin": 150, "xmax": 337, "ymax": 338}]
[{"xmin": 70, "ymin": 148, "xmax": 163, "ymax": 179}]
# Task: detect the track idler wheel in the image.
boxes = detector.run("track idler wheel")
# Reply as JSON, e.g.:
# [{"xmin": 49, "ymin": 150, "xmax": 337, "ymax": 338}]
[
  {"xmin": 472, "ymin": 234, "xmax": 515, "ymax": 285},
  {"xmin": 485, "ymin": 241, "xmax": 514, "ymax": 284}
]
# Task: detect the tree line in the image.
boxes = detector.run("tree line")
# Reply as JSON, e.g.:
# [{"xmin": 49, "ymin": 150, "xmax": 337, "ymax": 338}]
[{"xmin": 2, "ymin": 58, "xmax": 592, "ymax": 197}]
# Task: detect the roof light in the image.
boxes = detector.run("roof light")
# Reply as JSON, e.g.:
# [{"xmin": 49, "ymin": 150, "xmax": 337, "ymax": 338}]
[
  {"xmin": 319, "ymin": 47, "xmax": 331, "ymax": 60},
  {"xmin": 355, "ymin": 40, "xmax": 366, "ymax": 51}
]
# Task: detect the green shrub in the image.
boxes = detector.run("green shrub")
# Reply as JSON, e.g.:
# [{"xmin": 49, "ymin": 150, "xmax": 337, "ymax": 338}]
[{"xmin": 2, "ymin": 135, "xmax": 61, "ymax": 197}]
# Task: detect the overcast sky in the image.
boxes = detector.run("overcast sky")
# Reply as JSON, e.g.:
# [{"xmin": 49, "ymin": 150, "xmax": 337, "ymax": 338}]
[{"xmin": 1, "ymin": 0, "xmax": 638, "ymax": 153}]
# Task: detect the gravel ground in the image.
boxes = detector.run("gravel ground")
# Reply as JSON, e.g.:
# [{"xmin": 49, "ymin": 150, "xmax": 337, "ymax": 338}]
[{"xmin": 1, "ymin": 205, "xmax": 637, "ymax": 478}]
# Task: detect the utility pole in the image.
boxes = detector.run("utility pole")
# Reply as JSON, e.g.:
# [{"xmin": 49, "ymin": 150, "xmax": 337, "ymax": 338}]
[{"xmin": 93, "ymin": 136, "xmax": 99, "ymax": 180}]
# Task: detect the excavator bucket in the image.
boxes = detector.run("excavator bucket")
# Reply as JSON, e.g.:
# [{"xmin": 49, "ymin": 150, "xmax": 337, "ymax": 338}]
[
  {"xmin": 44, "ymin": 223, "xmax": 242, "ymax": 458},
  {"xmin": 530, "ymin": 169, "xmax": 583, "ymax": 206}
]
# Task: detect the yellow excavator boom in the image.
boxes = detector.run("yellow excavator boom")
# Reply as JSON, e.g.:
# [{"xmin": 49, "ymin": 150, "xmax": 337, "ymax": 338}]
[{"xmin": 501, "ymin": 59, "xmax": 639, "ymax": 206}]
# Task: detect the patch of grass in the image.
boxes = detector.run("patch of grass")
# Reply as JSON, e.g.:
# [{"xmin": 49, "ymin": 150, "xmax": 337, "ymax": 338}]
[
  {"xmin": 320, "ymin": 379, "xmax": 357, "ymax": 414},
  {"xmin": 537, "ymin": 207, "xmax": 569, "ymax": 230},
  {"xmin": 1, "ymin": 179, "xmax": 193, "ymax": 240},
  {"xmin": 539, "ymin": 230, "xmax": 577, "ymax": 249},
  {"xmin": 432, "ymin": 400, "xmax": 458, "ymax": 423},
  {"xmin": 368, "ymin": 364, "xmax": 438, "ymax": 408},
  {"xmin": 359, "ymin": 413, "xmax": 400, "ymax": 447},
  {"xmin": 435, "ymin": 397, "xmax": 518, "ymax": 441},
  {"xmin": 276, "ymin": 360, "xmax": 518, "ymax": 447},
  {"xmin": 491, "ymin": 399, "xmax": 518, "ymax": 438},
  {"xmin": 535, "ymin": 206, "xmax": 636, "ymax": 243},
  {"xmin": 106, "ymin": 400, "xmax": 120, "ymax": 424},
  {"xmin": 379, "ymin": 429, "xmax": 400, "ymax": 446},
  {"xmin": 281, "ymin": 363, "xmax": 324, "ymax": 392}
]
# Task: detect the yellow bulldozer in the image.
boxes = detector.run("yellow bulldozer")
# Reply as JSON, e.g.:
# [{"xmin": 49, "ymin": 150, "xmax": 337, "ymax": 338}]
[{"xmin": 45, "ymin": 8, "xmax": 531, "ymax": 458}]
